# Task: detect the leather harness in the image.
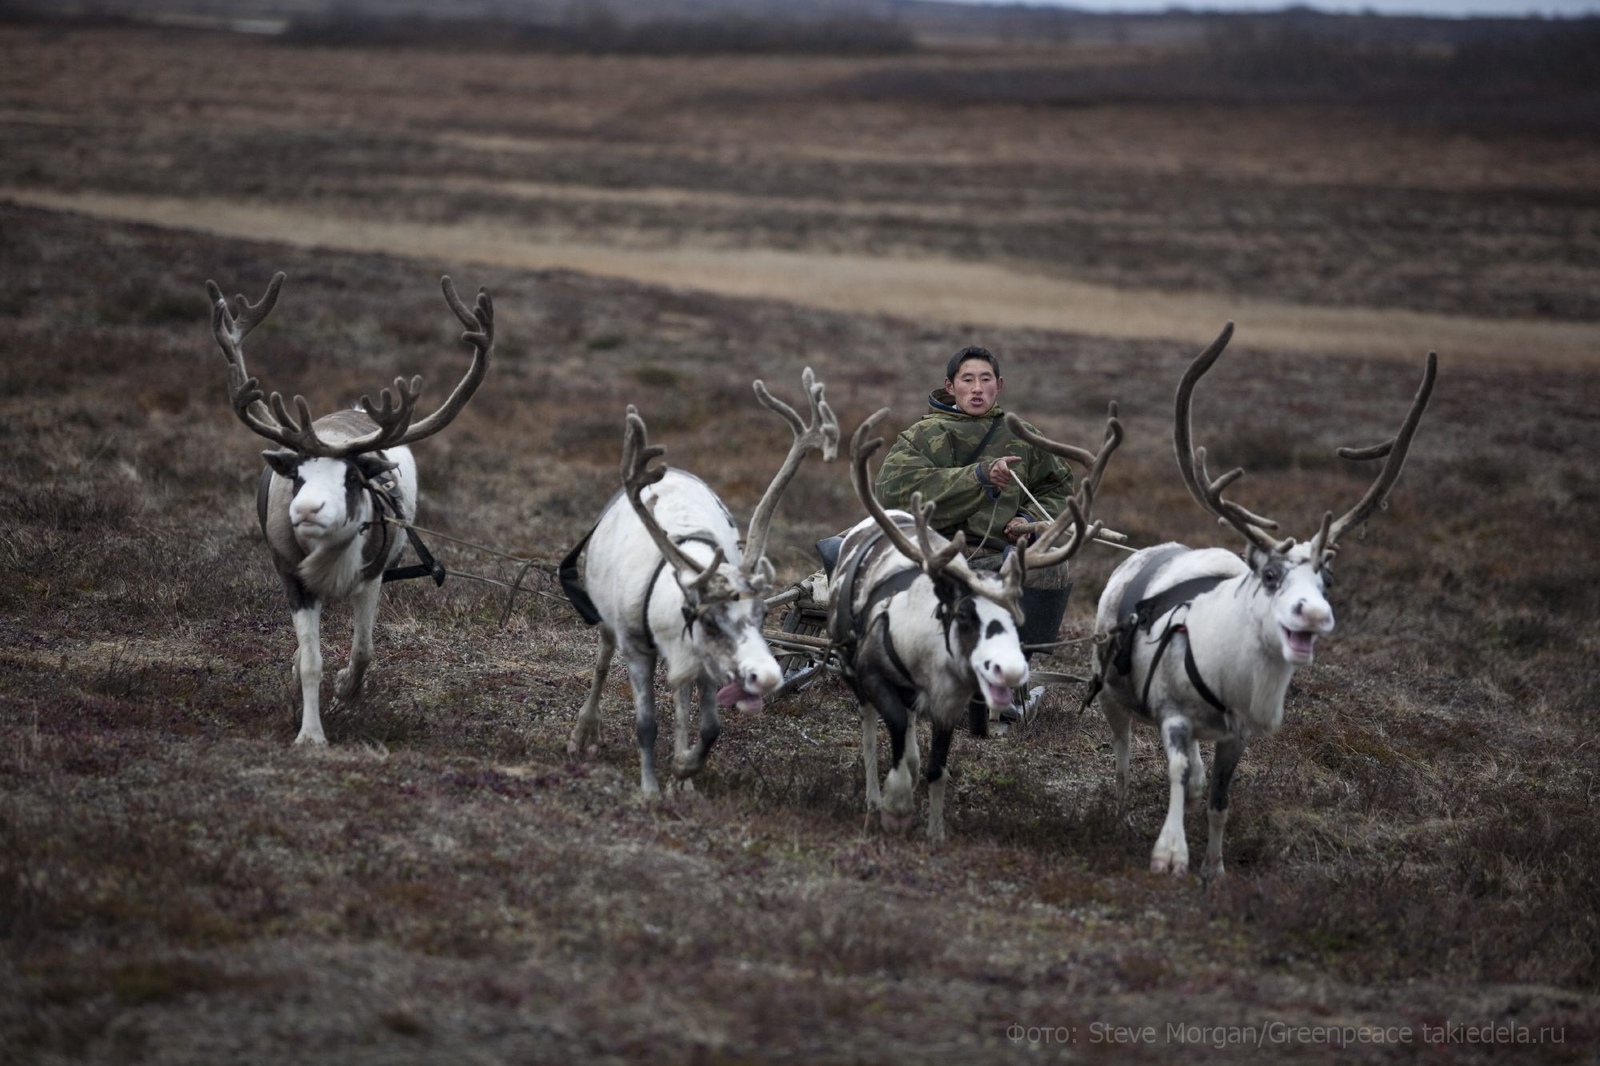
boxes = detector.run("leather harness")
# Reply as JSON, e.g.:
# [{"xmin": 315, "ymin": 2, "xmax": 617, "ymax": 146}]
[
  {"xmin": 557, "ymin": 522, "xmax": 729, "ymax": 655},
  {"xmin": 257, "ymin": 465, "xmax": 445, "ymax": 588},
  {"xmin": 830, "ymin": 522, "xmax": 965, "ymax": 701},
  {"xmin": 1087, "ymin": 546, "xmax": 1231, "ymax": 719}
]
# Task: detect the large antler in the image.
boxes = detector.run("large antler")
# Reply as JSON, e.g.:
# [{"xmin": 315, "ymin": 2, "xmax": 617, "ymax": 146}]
[
  {"xmin": 1308, "ymin": 351, "xmax": 1437, "ymax": 570},
  {"xmin": 620, "ymin": 406, "xmax": 726, "ymax": 593},
  {"xmin": 1003, "ymin": 402, "xmax": 1124, "ymax": 569},
  {"xmin": 740, "ymin": 368, "xmax": 840, "ymax": 574},
  {"xmin": 850, "ymin": 409, "xmax": 965, "ymax": 577},
  {"xmin": 207, "ymin": 273, "xmax": 492, "ymax": 458},
  {"xmin": 1174, "ymin": 323, "xmax": 1295, "ymax": 556},
  {"xmin": 378, "ymin": 276, "xmax": 493, "ymax": 448}
]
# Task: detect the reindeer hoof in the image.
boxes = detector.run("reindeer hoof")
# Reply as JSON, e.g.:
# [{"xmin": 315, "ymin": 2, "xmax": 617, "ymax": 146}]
[
  {"xmin": 880, "ymin": 809, "xmax": 917, "ymax": 834},
  {"xmin": 1150, "ymin": 856, "xmax": 1189, "ymax": 877},
  {"xmin": 567, "ymin": 725, "xmax": 600, "ymax": 757},
  {"xmin": 293, "ymin": 732, "xmax": 328, "ymax": 748},
  {"xmin": 334, "ymin": 667, "xmax": 364, "ymax": 699}
]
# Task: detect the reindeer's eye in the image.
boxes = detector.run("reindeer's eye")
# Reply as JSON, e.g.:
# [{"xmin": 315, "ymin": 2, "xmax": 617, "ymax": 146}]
[
  {"xmin": 1260, "ymin": 561, "xmax": 1286, "ymax": 592},
  {"xmin": 700, "ymin": 615, "xmax": 722, "ymax": 636}
]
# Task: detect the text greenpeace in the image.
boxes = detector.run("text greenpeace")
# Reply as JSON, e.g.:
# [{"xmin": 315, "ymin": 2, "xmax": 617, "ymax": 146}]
[
  {"xmin": 1006, "ymin": 1020, "xmax": 1566, "ymax": 1049},
  {"xmin": 1167, "ymin": 1023, "xmax": 1411, "ymax": 1049}
]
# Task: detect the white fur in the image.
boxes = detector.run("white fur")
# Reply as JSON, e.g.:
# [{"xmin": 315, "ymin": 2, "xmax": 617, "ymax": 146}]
[
  {"xmin": 268, "ymin": 443, "xmax": 417, "ymax": 747},
  {"xmin": 1095, "ymin": 540, "xmax": 1333, "ymax": 877},
  {"xmin": 569, "ymin": 470, "xmax": 781, "ymax": 797}
]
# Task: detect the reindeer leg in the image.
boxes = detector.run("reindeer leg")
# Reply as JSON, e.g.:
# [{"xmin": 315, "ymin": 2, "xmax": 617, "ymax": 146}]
[
  {"xmin": 336, "ymin": 578, "xmax": 381, "ymax": 700},
  {"xmin": 925, "ymin": 718, "xmax": 956, "ymax": 844},
  {"xmin": 863, "ymin": 676, "xmax": 916, "ymax": 833},
  {"xmin": 625, "ymin": 650, "xmax": 662, "ymax": 798},
  {"xmin": 1203, "ymin": 737, "xmax": 1246, "ymax": 882},
  {"xmin": 1151, "ymin": 715, "xmax": 1193, "ymax": 875},
  {"xmin": 1186, "ymin": 736, "xmax": 1208, "ymax": 805},
  {"xmin": 568, "ymin": 627, "xmax": 615, "ymax": 757},
  {"xmin": 1102, "ymin": 699, "xmax": 1132, "ymax": 814},
  {"xmin": 671, "ymin": 678, "xmax": 720, "ymax": 782},
  {"xmin": 860, "ymin": 698, "xmax": 882, "ymax": 812},
  {"xmin": 290, "ymin": 601, "xmax": 326, "ymax": 746},
  {"xmin": 669, "ymin": 677, "xmax": 695, "ymax": 773}
]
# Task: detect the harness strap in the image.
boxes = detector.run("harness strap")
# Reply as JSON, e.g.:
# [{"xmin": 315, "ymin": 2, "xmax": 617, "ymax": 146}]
[
  {"xmin": 870, "ymin": 612, "xmax": 919, "ymax": 698},
  {"xmin": 1098, "ymin": 545, "xmax": 1232, "ymax": 718},
  {"xmin": 1109, "ymin": 545, "xmax": 1188, "ymax": 676},
  {"xmin": 962, "ymin": 416, "xmax": 1006, "ymax": 467},
  {"xmin": 854, "ymin": 566, "xmax": 921, "ymax": 642},
  {"xmin": 1183, "ymin": 632, "xmax": 1230, "ymax": 716},
  {"xmin": 827, "ymin": 524, "xmax": 890, "ymax": 646},
  {"xmin": 382, "ymin": 523, "xmax": 447, "ymax": 586},
  {"xmin": 1135, "ymin": 575, "xmax": 1232, "ymax": 631},
  {"xmin": 357, "ymin": 475, "xmax": 447, "ymax": 587},
  {"xmin": 636, "ymin": 533, "xmax": 724, "ymax": 655}
]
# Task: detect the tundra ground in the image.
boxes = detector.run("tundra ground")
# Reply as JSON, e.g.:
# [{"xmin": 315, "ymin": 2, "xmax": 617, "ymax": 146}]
[{"xmin": 2, "ymin": 21, "xmax": 1598, "ymax": 1064}]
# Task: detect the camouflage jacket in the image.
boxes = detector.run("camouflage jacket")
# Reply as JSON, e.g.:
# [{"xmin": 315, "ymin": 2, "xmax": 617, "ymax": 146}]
[{"xmin": 873, "ymin": 390, "xmax": 1074, "ymax": 551}]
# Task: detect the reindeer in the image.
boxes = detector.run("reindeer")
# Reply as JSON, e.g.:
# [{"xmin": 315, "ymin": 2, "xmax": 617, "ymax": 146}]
[
  {"xmin": 209, "ymin": 271, "xmax": 493, "ymax": 746},
  {"xmin": 1092, "ymin": 323, "xmax": 1436, "ymax": 878},
  {"xmin": 565, "ymin": 369, "xmax": 838, "ymax": 797},
  {"xmin": 838, "ymin": 405, "xmax": 1121, "ymax": 841}
]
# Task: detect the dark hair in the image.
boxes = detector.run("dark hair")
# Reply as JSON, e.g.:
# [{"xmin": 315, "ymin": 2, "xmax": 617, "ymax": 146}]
[{"xmin": 945, "ymin": 346, "xmax": 1000, "ymax": 381}]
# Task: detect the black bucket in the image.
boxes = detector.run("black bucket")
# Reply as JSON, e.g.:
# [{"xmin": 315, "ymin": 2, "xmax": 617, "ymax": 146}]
[{"xmin": 1017, "ymin": 581, "xmax": 1072, "ymax": 657}]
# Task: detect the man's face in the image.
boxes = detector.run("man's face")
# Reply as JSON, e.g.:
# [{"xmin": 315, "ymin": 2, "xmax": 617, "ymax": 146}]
[{"xmin": 945, "ymin": 359, "xmax": 1002, "ymax": 416}]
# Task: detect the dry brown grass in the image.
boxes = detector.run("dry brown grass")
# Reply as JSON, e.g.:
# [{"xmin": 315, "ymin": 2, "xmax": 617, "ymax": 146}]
[{"xmin": 3, "ymin": 21, "xmax": 1600, "ymax": 1064}]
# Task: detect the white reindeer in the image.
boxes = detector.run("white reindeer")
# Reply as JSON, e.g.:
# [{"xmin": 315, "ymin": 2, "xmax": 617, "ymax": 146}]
[
  {"xmin": 1092, "ymin": 322, "xmax": 1436, "ymax": 878},
  {"xmin": 566, "ymin": 369, "xmax": 838, "ymax": 797},
  {"xmin": 837, "ymin": 406, "xmax": 1121, "ymax": 841},
  {"xmin": 209, "ymin": 271, "xmax": 493, "ymax": 746}
]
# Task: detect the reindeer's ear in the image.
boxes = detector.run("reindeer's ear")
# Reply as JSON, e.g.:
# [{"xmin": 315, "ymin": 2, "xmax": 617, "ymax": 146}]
[
  {"xmin": 353, "ymin": 454, "xmax": 400, "ymax": 484},
  {"xmin": 262, "ymin": 449, "xmax": 300, "ymax": 479}
]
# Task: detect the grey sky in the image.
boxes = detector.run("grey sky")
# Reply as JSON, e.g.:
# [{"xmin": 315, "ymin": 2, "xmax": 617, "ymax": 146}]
[{"xmin": 954, "ymin": 0, "xmax": 1598, "ymax": 16}]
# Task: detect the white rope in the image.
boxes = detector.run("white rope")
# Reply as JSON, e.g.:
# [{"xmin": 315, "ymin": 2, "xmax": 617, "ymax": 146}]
[
  {"xmin": 1013, "ymin": 472, "xmax": 1056, "ymax": 525},
  {"xmin": 1010, "ymin": 471, "xmax": 1139, "ymax": 553}
]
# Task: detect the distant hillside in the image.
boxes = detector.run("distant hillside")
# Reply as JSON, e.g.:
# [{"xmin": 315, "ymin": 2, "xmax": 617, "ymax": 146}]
[{"xmin": 2, "ymin": 0, "xmax": 1594, "ymax": 57}]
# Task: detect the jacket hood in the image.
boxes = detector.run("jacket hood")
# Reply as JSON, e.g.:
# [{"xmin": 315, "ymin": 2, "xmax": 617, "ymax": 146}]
[{"xmin": 928, "ymin": 388, "xmax": 1005, "ymax": 419}]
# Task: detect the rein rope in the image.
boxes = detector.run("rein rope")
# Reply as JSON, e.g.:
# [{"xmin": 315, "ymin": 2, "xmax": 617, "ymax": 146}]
[{"xmin": 376, "ymin": 513, "xmax": 563, "ymax": 627}]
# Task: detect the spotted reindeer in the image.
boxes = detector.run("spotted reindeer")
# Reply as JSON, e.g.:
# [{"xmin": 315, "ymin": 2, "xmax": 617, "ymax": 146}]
[{"xmin": 836, "ymin": 405, "xmax": 1122, "ymax": 841}]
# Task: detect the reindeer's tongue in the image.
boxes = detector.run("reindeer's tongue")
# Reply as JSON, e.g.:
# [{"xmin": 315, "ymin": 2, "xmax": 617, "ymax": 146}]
[
  {"xmin": 716, "ymin": 681, "xmax": 764, "ymax": 711},
  {"xmin": 1285, "ymin": 629, "xmax": 1317, "ymax": 660},
  {"xmin": 980, "ymin": 679, "xmax": 1014, "ymax": 709}
]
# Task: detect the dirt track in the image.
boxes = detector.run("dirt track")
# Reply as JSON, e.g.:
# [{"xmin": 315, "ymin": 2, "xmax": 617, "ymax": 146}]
[{"xmin": 7, "ymin": 186, "xmax": 1596, "ymax": 370}]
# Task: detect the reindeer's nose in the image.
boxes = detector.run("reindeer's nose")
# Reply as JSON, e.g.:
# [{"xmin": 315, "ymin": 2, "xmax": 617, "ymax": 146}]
[
  {"xmin": 746, "ymin": 661, "xmax": 780, "ymax": 695},
  {"xmin": 981, "ymin": 655, "xmax": 1029, "ymax": 687},
  {"xmin": 1293, "ymin": 598, "xmax": 1335, "ymax": 633}
]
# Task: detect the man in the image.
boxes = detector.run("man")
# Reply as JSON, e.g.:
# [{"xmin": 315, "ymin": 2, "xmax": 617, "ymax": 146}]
[
  {"xmin": 874, "ymin": 346, "xmax": 1074, "ymax": 732},
  {"xmin": 875, "ymin": 346, "xmax": 1073, "ymax": 557}
]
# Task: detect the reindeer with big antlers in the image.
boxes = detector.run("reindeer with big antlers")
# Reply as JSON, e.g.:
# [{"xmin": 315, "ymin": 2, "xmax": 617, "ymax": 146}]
[
  {"xmin": 838, "ymin": 404, "xmax": 1122, "ymax": 841},
  {"xmin": 209, "ymin": 271, "xmax": 493, "ymax": 746},
  {"xmin": 565, "ymin": 369, "xmax": 838, "ymax": 798},
  {"xmin": 1093, "ymin": 323, "xmax": 1436, "ymax": 878}
]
